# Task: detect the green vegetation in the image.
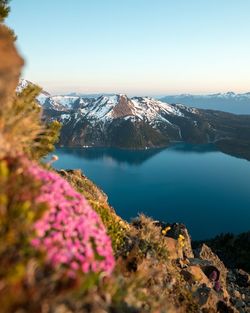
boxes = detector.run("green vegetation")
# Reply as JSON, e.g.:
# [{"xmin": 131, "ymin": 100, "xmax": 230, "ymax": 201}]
[
  {"xmin": 0, "ymin": 0, "xmax": 10, "ymax": 22},
  {"xmin": 0, "ymin": 0, "xmax": 16, "ymax": 40},
  {"xmin": 58, "ymin": 169, "xmax": 108, "ymax": 203},
  {"xmin": 31, "ymin": 118, "xmax": 61, "ymax": 159},
  {"xmin": 0, "ymin": 82, "xmax": 61, "ymax": 159},
  {"xmin": 90, "ymin": 200, "xmax": 128, "ymax": 254},
  {"xmin": 0, "ymin": 157, "xmax": 46, "ymax": 312},
  {"xmin": 108, "ymin": 119, "xmax": 170, "ymax": 148},
  {"xmin": 131, "ymin": 214, "xmax": 169, "ymax": 261}
]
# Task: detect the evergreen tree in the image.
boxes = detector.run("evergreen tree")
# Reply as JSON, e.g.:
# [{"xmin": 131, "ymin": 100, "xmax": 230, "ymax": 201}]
[
  {"xmin": 0, "ymin": 82, "xmax": 61, "ymax": 160},
  {"xmin": 31, "ymin": 119, "xmax": 62, "ymax": 159},
  {"xmin": 0, "ymin": 0, "xmax": 10, "ymax": 22},
  {"xmin": 0, "ymin": 0, "xmax": 16, "ymax": 40}
]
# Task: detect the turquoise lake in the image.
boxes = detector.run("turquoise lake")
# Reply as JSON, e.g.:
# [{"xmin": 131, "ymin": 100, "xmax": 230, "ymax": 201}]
[{"xmin": 51, "ymin": 144, "xmax": 250, "ymax": 240}]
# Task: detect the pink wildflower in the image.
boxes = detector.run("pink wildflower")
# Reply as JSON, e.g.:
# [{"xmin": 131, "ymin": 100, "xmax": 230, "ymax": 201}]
[{"xmin": 27, "ymin": 162, "xmax": 115, "ymax": 276}]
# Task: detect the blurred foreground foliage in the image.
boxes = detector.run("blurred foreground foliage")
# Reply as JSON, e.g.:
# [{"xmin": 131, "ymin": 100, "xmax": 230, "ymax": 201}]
[
  {"xmin": 0, "ymin": 0, "xmax": 10, "ymax": 22},
  {"xmin": 0, "ymin": 83, "xmax": 61, "ymax": 159},
  {"xmin": 0, "ymin": 156, "xmax": 45, "ymax": 312}
]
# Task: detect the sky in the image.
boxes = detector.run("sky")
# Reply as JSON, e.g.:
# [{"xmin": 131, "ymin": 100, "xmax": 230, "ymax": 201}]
[{"xmin": 6, "ymin": 0, "xmax": 250, "ymax": 96}]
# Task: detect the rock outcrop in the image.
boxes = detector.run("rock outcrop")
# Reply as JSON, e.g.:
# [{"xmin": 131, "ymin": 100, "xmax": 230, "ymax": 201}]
[
  {"xmin": 55, "ymin": 171, "xmax": 250, "ymax": 312},
  {"xmin": 152, "ymin": 221, "xmax": 249, "ymax": 312}
]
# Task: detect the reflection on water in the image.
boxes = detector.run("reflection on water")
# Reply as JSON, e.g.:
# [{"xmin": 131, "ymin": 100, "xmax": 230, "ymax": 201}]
[
  {"xmin": 51, "ymin": 143, "xmax": 250, "ymax": 240},
  {"xmin": 54, "ymin": 143, "xmax": 217, "ymax": 166},
  {"xmin": 54, "ymin": 146, "xmax": 163, "ymax": 165}
]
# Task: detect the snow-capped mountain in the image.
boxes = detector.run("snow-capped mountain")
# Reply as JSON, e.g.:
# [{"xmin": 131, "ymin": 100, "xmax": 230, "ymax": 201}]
[
  {"xmin": 161, "ymin": 92, "xmax": 250, "ymax": 114},
  {"xmin": 43, "ymin": 93, "xmax": 250, "ymax": 158},
  {"xmin": 43, "ymin": 93, "xmax": 206, "ymax": 148},
  {"xmin": 17, "ymin": 79, "xmax": 76, "ymax": 111},
  {"xmin": 17, "ymin": 79, "xmax": 250, "ymax": 159}
]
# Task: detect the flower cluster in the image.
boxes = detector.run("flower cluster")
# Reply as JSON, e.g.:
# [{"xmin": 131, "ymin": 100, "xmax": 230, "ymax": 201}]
[
  {"xmin": 178, "ymin": 234, "xmax": 185, "ymax": 248},
  {"xmin": 209, "ymin": 270, "xmax": 221, "ymax": 292},
  {"xmin": 28, "ymin": 162, "xmax": 115, "ymax": 276},
  {"xmin": 161, "ymin": 226, "xmax": 171, "ymax": 236}
]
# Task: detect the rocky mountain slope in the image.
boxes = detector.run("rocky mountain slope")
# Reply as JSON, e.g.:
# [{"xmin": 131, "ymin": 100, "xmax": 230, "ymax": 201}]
[
  {"xmin": 57, "ymin": 169, "xmax": 250, "ymax": 313},
  {"xmin": 19, "ymin": 80, "xmax": 250, "ymax": 160}
]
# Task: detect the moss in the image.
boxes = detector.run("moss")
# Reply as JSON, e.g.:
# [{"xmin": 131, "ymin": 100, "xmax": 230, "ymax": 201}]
[
  {"xmin": 58, "ymin": 169, "xmax": 108, "ymax": 203},
  {"xmin": 90, "ymin": 200, "xmax": 128, "ymax": 254}
]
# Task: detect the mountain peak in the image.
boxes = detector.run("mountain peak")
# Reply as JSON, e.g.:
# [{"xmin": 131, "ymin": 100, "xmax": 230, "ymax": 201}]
[
  {"xmin": 17, "ymin": 79, "xmax": 51, "ymax": 97},
  {"xmin": 224, "ymin": 91, "xmax": 236, "ymax": 96},
  {"xmin": 111, "ymin": 94, "xmax": 134, "ymax": 118}
]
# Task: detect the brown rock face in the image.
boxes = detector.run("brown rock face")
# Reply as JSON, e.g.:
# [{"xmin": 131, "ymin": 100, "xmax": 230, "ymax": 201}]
[
  {"xmin": 112, "ymin": 95, "xmax": 134, "ymax": 118},
  {"xmin": 181, "ymin": 265, "xmax": 212, "ymax": 287},
  {"xmin": 160, "ymin": 223, "xmax": 194, "ymax": 258},
  {"xmin": 180, "ymin": 226, "xmax": 194, "ymax": 258},
  {"xmin": 0, "ymin": 25, "xmax": 23, "ymax": 105},
  {"xmin": 165, "ymin": 237, "xmax": 183, "ymax": 259},
  {"xmin": 198, "ymin": 244, "xmax": 228, "ymax": 288}
]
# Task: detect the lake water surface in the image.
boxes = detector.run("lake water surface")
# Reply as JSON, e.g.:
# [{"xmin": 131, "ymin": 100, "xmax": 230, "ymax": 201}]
[{"xmin": 51, "ymin": 144, "xmax": 250, "ymax": 240}]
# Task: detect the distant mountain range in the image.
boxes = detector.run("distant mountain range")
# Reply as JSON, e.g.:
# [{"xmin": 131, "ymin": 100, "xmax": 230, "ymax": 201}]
[
  {"xmin": 18, "ymin": 80, "xmax": 250, "ymax": 160},
  {"xmin": 160, "ymin": 92, "xmax": 250, "ymax": 115}
]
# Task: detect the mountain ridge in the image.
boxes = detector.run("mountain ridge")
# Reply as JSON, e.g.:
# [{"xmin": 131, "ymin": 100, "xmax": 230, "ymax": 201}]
[
  {"xmin": 18, "ymin": 80, "xmax": 250, "ymax": 160},
  {"xmin": 18, "ymin": 79, "xmax": 250, "ymax": 114},
  {"xmin": 161, "ymin": 92, "xmax": 250, "ymax": 114}
]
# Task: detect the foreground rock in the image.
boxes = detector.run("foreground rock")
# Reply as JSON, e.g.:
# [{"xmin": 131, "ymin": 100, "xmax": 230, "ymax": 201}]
[{"xmin": 194, "ymin": 232, "xmax": 250, "ymax": 274}]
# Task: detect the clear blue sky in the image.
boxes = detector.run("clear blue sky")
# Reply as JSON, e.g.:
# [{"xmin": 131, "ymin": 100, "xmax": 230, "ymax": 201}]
[{"xmin": 6, "ymin": 0, "xmax": 250, "ymax": 95}]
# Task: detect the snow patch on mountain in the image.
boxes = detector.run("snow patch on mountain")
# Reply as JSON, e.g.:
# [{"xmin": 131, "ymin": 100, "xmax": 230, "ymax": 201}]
[
  {"xmin": 17, "ymin": 79, "xmax": 201, "ymax": 131},
  {"xmin": 161, "ymin": 91, "xmax": 250, "ymax": 114},
  {"xmin": 51, "ymin": 96, "xmax": 79, "ymax": 108}
]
